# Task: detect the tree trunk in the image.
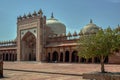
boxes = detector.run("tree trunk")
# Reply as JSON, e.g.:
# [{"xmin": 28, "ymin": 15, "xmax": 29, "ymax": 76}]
[{"xmin": 100, "ymin": 55, "xmax": 105, "ymax": 73}]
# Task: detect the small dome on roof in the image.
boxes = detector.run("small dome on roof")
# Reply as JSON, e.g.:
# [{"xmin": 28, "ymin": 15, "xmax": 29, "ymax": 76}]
[
  {"xmin": 82, "ymin": 19, "xmax": 100, "ymax": 34},
  {"xmin": 46, "ymin": 13, "xmax": 66, "ymax": 35}
]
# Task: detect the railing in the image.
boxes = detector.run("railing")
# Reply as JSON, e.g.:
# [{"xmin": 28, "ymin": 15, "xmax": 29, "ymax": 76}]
[
  {"xmin": 0, "ymin": 41, "xmax": 16, "ymax": 48},
  {"xmin": 48, "ymin": 35, "xmax": 80, "ymax": 43}
]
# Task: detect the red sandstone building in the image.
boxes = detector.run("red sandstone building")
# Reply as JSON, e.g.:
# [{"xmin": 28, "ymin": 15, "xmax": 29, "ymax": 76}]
[{"xmin": 0, "ymin": 10, "xmax": 120, "ymax": 64}]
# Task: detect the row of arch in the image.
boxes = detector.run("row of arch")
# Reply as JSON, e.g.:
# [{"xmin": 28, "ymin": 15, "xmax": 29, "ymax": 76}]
[
  {"xmin": 46, "ymin": 51, "xmax": 108, "ymax": 63},
  {"xmin": 47, "ymin": 51, "xmax": 78, "ymax": 62},
  {"xmin": 0, "ymin": 50, "xmax": 17, "ymax": 61},
  {"xmin": 2, "ymin": 53, "xmax": 17, "ymax": 61}
]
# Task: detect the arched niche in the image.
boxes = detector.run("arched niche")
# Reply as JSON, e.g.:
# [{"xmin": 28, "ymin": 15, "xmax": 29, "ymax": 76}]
[{"xmin": 21, "ymin": 31, "xmax": 36, "ymax": 61}]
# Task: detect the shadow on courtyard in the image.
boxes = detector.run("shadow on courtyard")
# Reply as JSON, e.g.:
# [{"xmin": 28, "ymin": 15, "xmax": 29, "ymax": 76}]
[
  {"xmin": 0, "ymin": 76, "xmax": 9, "ymax": 79},
  {"xmin": 4, "ymin": 68, "xmax": 82, "ymax": 76}
]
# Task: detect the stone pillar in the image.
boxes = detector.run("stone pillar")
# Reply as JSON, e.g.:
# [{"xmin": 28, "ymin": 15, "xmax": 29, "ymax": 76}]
[
  {"xmin": 86, "ymin": 59, "xmax": 88, "ymax": 63},
  {"xmin": 2, "ymin": 53, "xmax": 4, "ymax": 60},
  {"xmin": 36, "ymin": 18, "xmax": 44, "ymax": 62},
  {"xmin": 92, "ymin": 57, "xmax": 94, "ymax": 63},
  {"xmin": 26, "ymin": 54, "xmax": 28, "ymax": 61},
  {"xmin": 44, "ymin": 50, "xmax": 47, "ymax": 61},
  {"xmin": 12, "ymin": 54, "xmax": 14, "ymax": 61},
  {"xmin": 63, "ymin": 52, "xmax": 65, "ymax": 62},
  {"xmin": 17, "ymin": 27, "xmax": 21, "ymax": 61},
  {"xmin": 1, "ymin": 52, "xmax": 3, "ymax": 61},
  {"xmin": 8, "ymin": 53, "xmax": 10, "ymax": 61},
  {"xmin": 58, "ymin": 52, "xmax": 60, "ymax": 62},
  {"xmin": 11, "ymin": 53, "xmax": 13, "ymax": 61},
  {"xmin": 13, "ymin": 51, "xmax": 15, "ymax": 61},
  {"xmin": 2, "ymin": 53, "xmax": 3, "ymax": 61}
]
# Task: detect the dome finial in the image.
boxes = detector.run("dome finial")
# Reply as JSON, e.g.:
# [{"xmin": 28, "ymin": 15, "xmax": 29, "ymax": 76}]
[
  {"xmin": 90, "ymin": 19, "xmax": 93, "ymax": 23},
  {"xmin": 51, "ymin": 12, "xmax": 54, "ymax": 18}
]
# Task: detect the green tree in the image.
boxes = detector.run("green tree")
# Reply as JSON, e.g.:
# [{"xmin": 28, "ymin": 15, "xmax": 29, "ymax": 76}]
[{"xmin": 78, "ymin": 27, "xmax": 120, "ymax": 73}]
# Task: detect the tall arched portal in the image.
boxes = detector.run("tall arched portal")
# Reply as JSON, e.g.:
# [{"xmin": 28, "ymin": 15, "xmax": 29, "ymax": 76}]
[{"xmin": 21, "ymin": 31, "xmax": 36, "ymax": 61}]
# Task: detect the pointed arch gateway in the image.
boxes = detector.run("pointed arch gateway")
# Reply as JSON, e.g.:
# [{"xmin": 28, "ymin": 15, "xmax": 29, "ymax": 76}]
[{"xmin": 21, "ymin": 31, "xmax": 36, "ymax": 61}]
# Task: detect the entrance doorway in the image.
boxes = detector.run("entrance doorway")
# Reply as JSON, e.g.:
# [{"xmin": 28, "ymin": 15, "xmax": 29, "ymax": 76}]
[{"xmin": 21, "ymin": 31, "xmax": 36, "ymax": 61}]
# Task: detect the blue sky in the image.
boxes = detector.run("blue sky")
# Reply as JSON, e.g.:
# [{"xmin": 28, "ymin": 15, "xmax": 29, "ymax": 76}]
[{"xmin": 0, "ymin": 0, "xmax": 120, "ymax": 41}]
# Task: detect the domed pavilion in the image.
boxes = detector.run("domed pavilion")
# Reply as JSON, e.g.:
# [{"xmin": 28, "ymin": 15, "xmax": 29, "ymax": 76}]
[
  {"xmin": 46, "ymin": 13, "xmax": 66, "ymax": 35},
  {"xmin": 82, "ymin": 19, "xmax": 100, "ymax": 35}
]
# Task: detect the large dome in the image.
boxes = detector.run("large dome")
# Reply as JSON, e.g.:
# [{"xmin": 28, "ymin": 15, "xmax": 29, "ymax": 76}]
[
  {"xmin": 82, "ymin": 19, "xmax": 100, "ymax": 34},
  {"xmin": 46, "ymin": 13, "xmax": 66, "ymax": 35}
]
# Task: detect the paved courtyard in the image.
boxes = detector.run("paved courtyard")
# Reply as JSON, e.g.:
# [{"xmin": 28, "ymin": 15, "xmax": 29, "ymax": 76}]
[{"xmin": 1, "ymin": 62, "xmax": 120, "ymax": 80}]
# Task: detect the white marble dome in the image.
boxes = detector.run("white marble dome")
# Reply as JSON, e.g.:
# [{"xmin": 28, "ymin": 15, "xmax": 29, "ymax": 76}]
[
  {"xmin": 82, "ymin": 19, "xmax": 100, "ymax": 34},
  {"xmin": 46, "ymin": 13, "xmax": 66, "ymax": 35}
]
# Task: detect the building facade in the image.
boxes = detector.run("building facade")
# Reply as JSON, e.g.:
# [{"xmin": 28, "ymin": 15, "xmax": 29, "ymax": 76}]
[{"xmin": 0, "ymin": 10, "xmax": 120, "ymax": 64}]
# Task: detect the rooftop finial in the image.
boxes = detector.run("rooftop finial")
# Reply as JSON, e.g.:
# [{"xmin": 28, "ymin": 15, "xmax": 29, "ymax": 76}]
[
  {"xmin": 90, "ymin": 19, "xmax": 93, "ymax": 23},
  {"xmin": 51, "ymin": 12, "xmax": 54, "ymax": 18},
  {"xmin": 38, "ymin": 9, "xmax": 43, "ymax": 15}
]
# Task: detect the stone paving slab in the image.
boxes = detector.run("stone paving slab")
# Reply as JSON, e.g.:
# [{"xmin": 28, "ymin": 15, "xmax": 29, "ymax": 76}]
[{"xmin": 1, "ymin": 62, "xmax": 120, "ymax": 80}]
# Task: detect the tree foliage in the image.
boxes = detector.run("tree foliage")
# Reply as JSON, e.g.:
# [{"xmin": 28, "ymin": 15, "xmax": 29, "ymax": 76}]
[{"xmin": 77, "ymin": 27, "xmax": 120, "ymax": 72}]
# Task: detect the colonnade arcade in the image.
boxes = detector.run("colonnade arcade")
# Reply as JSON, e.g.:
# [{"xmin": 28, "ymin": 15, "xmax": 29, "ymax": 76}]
[
  {"xmin": 0, "ymin": 50, "xmax": 17, "ymax": 61},
  {"xmin": 46, "ymin": 47, "xmax": 108, "ymax": 63}
]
